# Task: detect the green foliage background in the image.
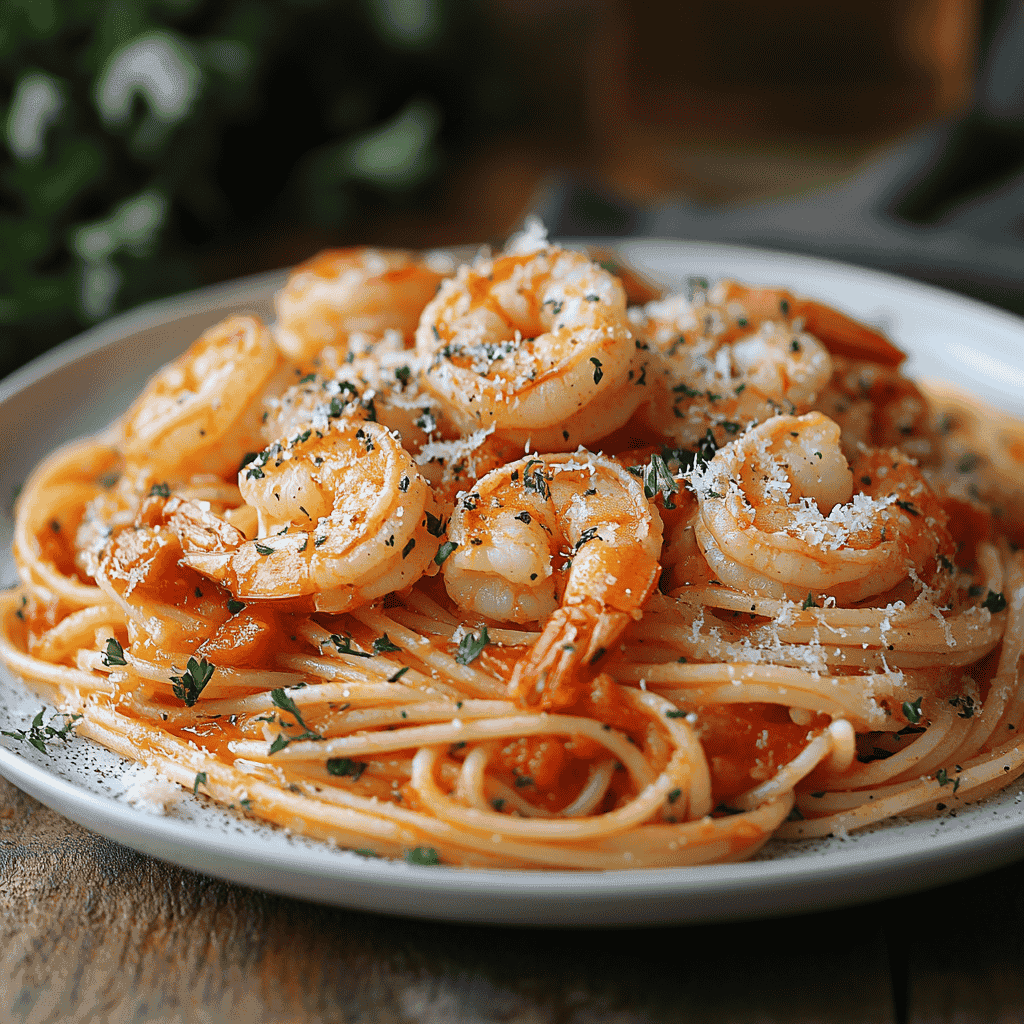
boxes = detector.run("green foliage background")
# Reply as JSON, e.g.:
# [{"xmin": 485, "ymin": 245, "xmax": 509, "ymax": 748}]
[{"xmin": 0, "ymin": 0, "xmax": 519, "ymax": 379}]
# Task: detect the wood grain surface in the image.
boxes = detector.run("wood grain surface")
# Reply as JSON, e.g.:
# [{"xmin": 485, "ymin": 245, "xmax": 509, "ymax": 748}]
[{"xmin": 3, "ymin": 773, "xmax": 1023, "ymax": 1023}]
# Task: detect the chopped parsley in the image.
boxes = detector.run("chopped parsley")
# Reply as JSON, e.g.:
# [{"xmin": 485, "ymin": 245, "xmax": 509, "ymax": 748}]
[
  {"xmin": 2, "ymin": 707, "xmax": 82, "ymax": 754},
  {"xmin": 455, "ymin": 625, "xmax": 489, "ymax": 665},
  {"xmin": 434, "ymin": 541, "xmax": 457, "ymax": 566},
  {"xmin": 102, "ymin": 637, "xmax": 127, "ymax": 666},
  {"xmin": 522, "ymin": 461, "xmax": 550, "ymax": 500},
  {"xmin": 170, "ymin": 657, "xmax": 215, "ymax": 707},
  {"xmin": 948, "ymin": 694, "xmax": 975, "ymax": 719},
  {"xmin": 271, "ymin": 688, "xmax": 321, "ymax": 736},
  {"xmin": 983, "ymin": 590, "xmax": 1007, "ymax": 613},
  {"xmin": 405, "ymin": 846, "xmax": 440, "ymax": 866},
  {"xmin": 424, "ymin": 511, "xmax": 444, "ymax": 537},
  {"xmin": 330, "ymin": 634, "xmax": 372, "ymax": 658},
  {"xmin": 589, "ymin": 357, "xmax": 603, "ymax": 384},
  {"xmin": 372, "ymin": 634, "xmax": 402, "ymax": 654},
  {"xmin": 640, "ymin": 453, "xmax": 679, "ymax": 508},
  {"xmin": 193, "ymin": 772, "xmax": 207, "ymax": 796},
  {"xmin": 902, "ymin": 696, "xmax": 923, "ymax": 725},
  {"xmin": 327, "ymin": 757, "xmax": 366, "ymax": 781}
]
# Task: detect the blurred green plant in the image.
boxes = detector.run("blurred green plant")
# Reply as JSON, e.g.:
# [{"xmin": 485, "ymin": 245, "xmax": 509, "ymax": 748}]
[{"xmin": 0, "ymin": 0, "xmax": 519, "ymax": 379}]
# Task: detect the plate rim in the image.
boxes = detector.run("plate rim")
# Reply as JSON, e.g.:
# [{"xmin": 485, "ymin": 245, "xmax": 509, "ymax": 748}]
[{"xmin": 3, "ymin": 237, "xmax": 1024, "ymax": 927}]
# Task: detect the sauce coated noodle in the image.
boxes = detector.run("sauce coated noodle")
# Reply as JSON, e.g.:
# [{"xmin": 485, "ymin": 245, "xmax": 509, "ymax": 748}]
[{"xmin": 4, "ymin": 225, "xmax": 1024, "ymax": 869}]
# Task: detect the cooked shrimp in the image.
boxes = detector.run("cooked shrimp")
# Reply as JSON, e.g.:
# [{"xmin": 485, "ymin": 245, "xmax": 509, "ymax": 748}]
[
  {"xmin": 416, "ymin": 243, "xmax": 646, "ymax": 451},
  {"xmin": 633, "ymin": 292, "xmax": 833, "ymax": 448},
  {"xmin": 93, "ymin": 498, "xmax": 235, "ymax": 653},
  {"xmin": 443, "ymin": 451, "xmax": 663, "ymax": 709},
  {"xmin": 176, "ymin": 419, "xmax": 441, "ymax": 611},
  {"xmin": 693, "ymin": 280, "xmax": 905, "ymax": 368},
  {"xmin": 262, "ymin": 372, "xmax": 378, "ymax": 444},
  {"xmin": 264, "ymin": 347, "xmax": 529, "ymax": 514},
  {"xmin": 264, "ymin": 339, "xmax": 444, "ymax": 457},
  {"xmin": 816, "ymin": 356, "xmax": 939, "ymax": 464},
  {"xmin": 121, "ymin": 315, "xmax": 285, "ymax": 480},
  {"xmin": 689, "ymin": 412, "xmax": 955, "ymax": 604},
  {"xmin": 274, "ymin": 247, "xmax": 449, "ymax": 364}
]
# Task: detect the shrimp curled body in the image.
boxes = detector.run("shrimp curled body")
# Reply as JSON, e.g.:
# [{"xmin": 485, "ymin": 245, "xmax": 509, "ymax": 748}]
[
  {"xmin": 178, "ymin": 420, "xmax": 441, "ymax": 611},
  {"xmin": 274, "ymin": 247, "xmax": 448, "ymax": 363},
  {"xmin": 417, "ymin": 245, "xmax": 644, "ymax": 451},
  {"xmin": 444, "ymin": 451, "xmax": 663, "ymax": 708},
  {"xmin": 635, "ymin": 291, "xmax": 833, "ymax": 448},
  {"xmin": 121, "ymin": 315, "xmax": 285, "ymax": 480},
  {"xmin": 689, "ymin": 412, "xmax": 954, "ymax": 604}
]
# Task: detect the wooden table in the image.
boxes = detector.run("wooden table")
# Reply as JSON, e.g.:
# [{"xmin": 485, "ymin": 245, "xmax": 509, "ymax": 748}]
[{"xmin": 2, "ymin": 772, "xmax": 1022, "ymax": 1023}]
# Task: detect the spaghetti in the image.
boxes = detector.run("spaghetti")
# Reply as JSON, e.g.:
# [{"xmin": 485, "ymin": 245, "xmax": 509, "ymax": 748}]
[{"xmin": 3, "ymin": 228, "xmax": 1024, "ymax": 869}]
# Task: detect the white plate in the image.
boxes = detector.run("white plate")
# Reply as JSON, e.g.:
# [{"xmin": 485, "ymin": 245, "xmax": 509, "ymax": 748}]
[{"xmin": 3, "ymin": 241, "xmax": 1024, "ymax": 927}]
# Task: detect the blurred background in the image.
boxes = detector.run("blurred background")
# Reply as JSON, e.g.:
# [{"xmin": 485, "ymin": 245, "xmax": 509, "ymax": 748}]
[{"xmin": 1, "ymin": 0, "xmax": 1018, "ymax": 381}]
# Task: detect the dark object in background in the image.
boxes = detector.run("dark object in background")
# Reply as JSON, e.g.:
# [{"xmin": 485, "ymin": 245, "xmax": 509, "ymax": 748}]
[
  {"xmin": 538, "ymin": 1, "xmax": 1024, "ymax": 318},
  {"xmin": 0, "ymin": 0, "xmax": 519, "ymax": 380}
]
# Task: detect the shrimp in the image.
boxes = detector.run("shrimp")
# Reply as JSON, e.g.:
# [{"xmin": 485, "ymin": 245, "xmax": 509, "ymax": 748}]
[
  {"xmin": 93, "ymin": 496, "xmax": 236, "ymax": 654},
  {"xmin": 274, "ymin": 247, "xmax": 449, "ymax": 364},
  {"xmin": 263, "ymin": 345, "xmax": 528, "ymax": 514},
  {"xmin": 633, "ymin": 292, "xmax": 833, "ymax": 448},
  {"xmin": 416, "ymin": 242, "xmax": 646, "ymax": 451},
  {"xmin": 688, "ymin": 412, "xmax": 955, "ymax": 604},
  {"xmin": 816, "ymin": 356, "xmax": 939, "ymax": 465},
  {"xmin": 176, "ymin": 419, "xmax": 442, "ymax": 612},
  {"xmin": 691, "ymin": 280, "xmax": 906, "ymax": 368},
  {"xmin": 443, "ymin": 452, "xmax": 663, "ymax": 709},
  {"xmin": 121, "ymin": 315, "xmax": 285, "ymax": 480},
  {"xmin": 263, "ymin": 335, "xmax": 443, "ymax": 455}
]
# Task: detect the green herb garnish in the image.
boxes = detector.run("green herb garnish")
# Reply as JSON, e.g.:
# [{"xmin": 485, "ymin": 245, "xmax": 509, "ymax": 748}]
[
  {"xmin": 434, "ymin": 541, "xmax": 457, "ymax": 567},
  {"xmin": 102, "ymin": 637, "xmax": 127, "ymax": 666},
  {"xmin": 455, "ymin": 625, "xmax": 489, "ymax": 665},
  {"xmin": 1, "ymin": 707, "xmax": 82, "ymax": 755},
  {"xmin": 170, "ymin": 657, "xmax": 215, "ymax": 707},
  {"xmin": 902, "ymin": 696, "xmax": 923, "ymax": 725},
  {"xmin": 372, "ymin": 634, "xmax": 402, "ymax": 654},
  {"xmin": 270, "ymin": 688, "xmax": 322, "ymax": 741},
  {"xmin": 327, "ymin": 757, "xmax": 366, "ymax": 781},
  {"xmin": 330, "ymin": 634, "xmax": 372, "ymax": 658},
  {"xmin": 405, "ymin": 846, "xmax": 440, "ymax": 865}
]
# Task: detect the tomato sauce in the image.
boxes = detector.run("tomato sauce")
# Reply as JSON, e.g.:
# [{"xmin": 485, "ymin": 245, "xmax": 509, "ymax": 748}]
[{"xmin": 692, "ymin": 702, "xmax": 827, "ymax": 807}]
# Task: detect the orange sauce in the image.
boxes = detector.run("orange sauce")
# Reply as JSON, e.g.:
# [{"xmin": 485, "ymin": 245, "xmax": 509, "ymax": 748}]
[
  {"xmin": 196, "ymin": 607, "xmax": 304, "ymax": 667},
  {"xmin": 692, "ymin": 702, "xmax": 828, "ymax": 807}
]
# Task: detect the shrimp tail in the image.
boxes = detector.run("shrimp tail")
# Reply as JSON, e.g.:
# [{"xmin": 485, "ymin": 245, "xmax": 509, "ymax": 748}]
[
  {"xmin": 798, "ymin": 300, "xmax": 905, "ymax": 368},
  {"xmin": 509, "ymin": 598, "xmax": 631, "ymax": 710}
]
